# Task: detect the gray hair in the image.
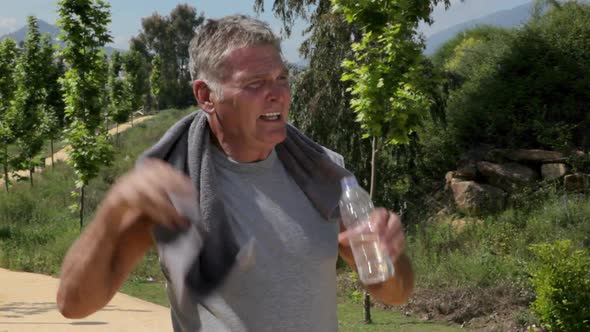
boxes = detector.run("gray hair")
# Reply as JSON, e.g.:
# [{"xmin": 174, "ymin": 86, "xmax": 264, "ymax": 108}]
[{"xmin": 189, "ymin": 15, "xmax": 282, "ymax": 95}]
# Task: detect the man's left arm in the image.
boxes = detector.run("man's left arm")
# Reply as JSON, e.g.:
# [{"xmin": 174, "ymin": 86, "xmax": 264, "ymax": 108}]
[{"xmin": 338, "ymin": 208, "xmax": 415, "ymax": 305}]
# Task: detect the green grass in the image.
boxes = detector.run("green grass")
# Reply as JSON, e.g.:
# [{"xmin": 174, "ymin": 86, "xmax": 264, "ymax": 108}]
[
  {"xmin": 337, "ymin": 298, "xmax": 461, "ymax": 332},
  {"xmin": 120, "ymin": 280, "xmax": 170, "ymax": 307},
  {"xmin": 409, "ymin": 190, "xmax": 590, "ymax": 291},
  {"xmin": 404, "ymin": 184, "xmax": 590, "ymax": 329}
]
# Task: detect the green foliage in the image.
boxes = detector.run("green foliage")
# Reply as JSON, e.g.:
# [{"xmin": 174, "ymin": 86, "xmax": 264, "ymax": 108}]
[
  {"xmin": 58, "ymin": 0, "xmax": 114, "ymax": 188},
  {"xmin": 131, "ymin": 4, "xmax": 204, "ymax": 109},
  {"xmin": 407, "ymin": 190, "xmax": 590, "ymax": 326},
  {"xmin": 529, "ymin": 240, "xmax": 590, "ymax": 332},
  {"xmin": 435, "ymin": 2, "xmax": 590, "ymax": 151},
  {"xmin": 150, "ymin": 54, "xmax": 163, "ymax": 110},
  {"xmin": 332, "ymin": 0, "xmax": 446, "ymax": 145},
  {"xmin": 431, "ymin": 25, "xmax": 513, "ymax": 69},
  {"xmin": 567, "ymin": 153, "xmax": 590, "ymax": 174},
  {"xmin": 122, "ymin": 50, "xmax": 147, "ymax": 113},
  {"xmin": 0, "ymin": 108, "xmax": 193, "ymax": 276},
  {"xmin": 10, "ymin": 16, "xmax": 47, "ymax": 183},
  {"xmin": 39, "ymin": 33, "xmax": 65, "ymax": 144},
  {"xmin": 0, "ymin": 38, "xmax": 18, "ymax": 134},
  {"xmin": 0, "ymin": 37, "xmax": 18, "ymax": 189},
  {"xmin": 108, "ymin": 51, "xmax": 131, "ymax": 124},
  {"xmin": 0, "ymin": 160, "xmax": 82, "ymax": 274}
]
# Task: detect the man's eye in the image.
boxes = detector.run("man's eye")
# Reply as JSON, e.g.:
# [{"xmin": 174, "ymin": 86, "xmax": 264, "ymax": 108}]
[{"xmin": 247, "ymin": 81, "xmax": 263, "ymax": 89}]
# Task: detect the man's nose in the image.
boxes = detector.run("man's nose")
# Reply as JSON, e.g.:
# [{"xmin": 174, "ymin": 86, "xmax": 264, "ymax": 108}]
[{"xmin": 267, "ymin": 81, "xmax": 288, "ymax": 103}]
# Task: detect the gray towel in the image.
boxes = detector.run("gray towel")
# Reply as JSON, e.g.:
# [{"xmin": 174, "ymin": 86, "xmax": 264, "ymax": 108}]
[{"xmin": 137, "ymin": 110, "xmax": 351, "ymax": 298}]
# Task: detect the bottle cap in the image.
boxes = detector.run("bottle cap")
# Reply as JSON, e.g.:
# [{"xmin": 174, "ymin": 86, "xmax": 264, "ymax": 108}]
[{"xmin": 340, "ymin": 176, "xmax": 359, "ymax": 189}]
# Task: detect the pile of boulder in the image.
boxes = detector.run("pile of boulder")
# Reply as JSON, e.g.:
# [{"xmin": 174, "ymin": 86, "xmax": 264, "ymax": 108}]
[{"xmin": 446, "ymin": 148, "xmax": 589, "ymax": 215}]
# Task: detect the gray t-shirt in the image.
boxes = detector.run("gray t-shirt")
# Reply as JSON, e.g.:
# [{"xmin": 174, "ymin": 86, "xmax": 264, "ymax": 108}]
[{"xmin": 168, "ymin": 146, "xmax": 341, "ymax": 331}]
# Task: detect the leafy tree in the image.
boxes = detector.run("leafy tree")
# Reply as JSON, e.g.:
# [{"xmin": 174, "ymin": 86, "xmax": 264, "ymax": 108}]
[
  {"xmin": 332, "ymin": 0, "xmax": 450, "ymax": 322},
  {"xmin": 11, "ymin": 16, "xmax": 47, "ymax": 186},
  {"xmin": 431, "ymin": 25, "xmax": 513, "ymax": 69},
  {"xmin": 107, "ymin": 50, "xmax": 129, "ymax": 137},
  {"xmin": 96, "ymin": 52, "xmax": 111, "ymax": 136},
  {"xmin": 441, "ymin": 2, "xmax": 590, "ymax": 151},
  {"xmin": 39, "ymin": 33, "xmax": 65, "ymax": 167},
  {"xmin": 58, "ymin": 0, "xmax": 114, "ymax": 228},
  {"xmin": 150, "ymin": 54, "xmax": 163, "ymax": 111},
  {"xmin": 122, "ymin": 49, "xmax": 148, "ymax": 125},
  {"xmin": 0, "ymin": 38, "xmax": 18, "ymax": 191},
  {"xmin": 131, "ymin": 4, "xmax": 204, "ymax": 108},
  {"xmin": 533, "ymin": 0, "xmax": 562, "ymax": 18}
]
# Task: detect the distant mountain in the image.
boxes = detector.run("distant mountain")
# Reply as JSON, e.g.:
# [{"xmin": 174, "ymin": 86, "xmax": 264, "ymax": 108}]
[
  {"xmin": 424, "ymin": 2, "xmax": 535, "ymax": 55},
  {"xmin": 2, "ymin": 19, "xmax": 61, "ymax": 43},
  {"xmin": 0, "ymin": 19, "xmax": 121, "ymax": 56}
]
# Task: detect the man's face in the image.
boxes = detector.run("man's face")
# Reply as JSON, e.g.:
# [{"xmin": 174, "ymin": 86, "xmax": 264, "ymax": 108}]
[{"xmin": 211, "ymin": 45, "xmax": 291, "ymax": 153}]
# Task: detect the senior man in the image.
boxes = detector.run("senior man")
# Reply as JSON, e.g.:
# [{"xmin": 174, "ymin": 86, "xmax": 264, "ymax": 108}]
[{"xmin": 57, "ymin": 15, "xmax": 414, "ymax": 332}]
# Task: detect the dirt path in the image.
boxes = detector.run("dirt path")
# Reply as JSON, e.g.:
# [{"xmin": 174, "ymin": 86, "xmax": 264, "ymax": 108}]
[
  {"xmin": 0, "ymin": 115, "xmax": 154, "ymax": 188},
  {"xmin": 0, "ymin": 268, "xmax": 171, "ymax": 332}
]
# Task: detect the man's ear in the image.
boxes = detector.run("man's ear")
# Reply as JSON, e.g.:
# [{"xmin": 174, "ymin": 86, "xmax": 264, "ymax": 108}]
[{"xmin": 193, "ymin": 80, "xmax": 215, "ymax": 114}]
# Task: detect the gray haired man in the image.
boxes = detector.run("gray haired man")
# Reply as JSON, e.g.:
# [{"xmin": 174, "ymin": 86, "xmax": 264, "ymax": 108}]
[{"xmin": 57, "ymin": 15, "xmax": 414, "ymax": 331}]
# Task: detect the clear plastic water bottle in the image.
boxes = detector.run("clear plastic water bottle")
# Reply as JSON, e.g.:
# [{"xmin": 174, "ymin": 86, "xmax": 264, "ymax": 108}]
[{"xmin": 339, "ymin": 176, "xmax": 395, "ymax": 284}]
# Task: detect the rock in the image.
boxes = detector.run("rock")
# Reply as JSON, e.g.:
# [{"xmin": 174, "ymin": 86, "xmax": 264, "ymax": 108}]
[
  {"xmin": 541, "ymin": 163, "xmax": 569, "ymax": 180},
  {"xmin": 477, "ymin": 161, "xmax": 537, "ymax": 192},
  {"xmin": 420, "ymin": 312, "xmax": 434, "ymax": 321},
  {"xmin": 437, "ymin": 302, "xmax": 453, "ymax": 315},
  {"xmin": 445, "ymin": 171, "xmax": 455, "ymax": 183},
  {"xmin": 572, "ymin": 149, "xmax": 586, "ymax": 157},
  {"xmin": 445, "ymin": 171, "xmax": 455, "ymax": 190},
  {"xmin": 505, "ymin": 149, "xmax": 564, "ymax": 163},
  {"xmin": 451, "ymin": 181, "xmax": 507, "ymax": 214},
  {"xmin": 446, "ymin": 164, "xmax": 478, "ymax": 190},
  {"xmin": 564, "ymin": 173, "xmax": 590, "ymax": 192},
  {"xmin": 455, "ymin": 163, "xmax": 477, "ymax": 180}
]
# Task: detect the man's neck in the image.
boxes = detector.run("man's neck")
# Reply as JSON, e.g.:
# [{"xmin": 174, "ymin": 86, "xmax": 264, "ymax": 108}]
[{"xmin": 209, "ymin": 131, "xmax": 272, "ymax": 163}]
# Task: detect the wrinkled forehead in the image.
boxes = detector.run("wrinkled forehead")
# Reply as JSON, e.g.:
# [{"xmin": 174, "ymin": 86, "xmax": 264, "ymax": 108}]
[{"xmin": 218, "ymin": 45, "xmax": 287, "ymax": 82}]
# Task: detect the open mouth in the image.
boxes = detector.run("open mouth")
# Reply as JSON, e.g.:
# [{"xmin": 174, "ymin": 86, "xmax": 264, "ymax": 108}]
[{"xmin": 259, "ymin": 112, "xmax": 281, "ymax": 121}]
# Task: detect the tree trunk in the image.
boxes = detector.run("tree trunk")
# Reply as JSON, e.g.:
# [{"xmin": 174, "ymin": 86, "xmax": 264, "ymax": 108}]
[
  {"xmin": 50, "ymin": 138, "xmax": 54, "ymax": 167},
  {"xmin": 131, "ymin": 112, "xmax": 134, "ymax": 127},
  {"xmin": 29, "ymin": 167, "xmax": 34, "ymax": 187},
  {"xmin": 79, "ymin": 185, "xmax": 85, "ymax": 230},
  {"xmin": 364, "ymin": 136, "xmax": 378, "ymax": 324},
  {"xmin": 3, "ymin": 143, "xmax": 8, "ymax": 192}
]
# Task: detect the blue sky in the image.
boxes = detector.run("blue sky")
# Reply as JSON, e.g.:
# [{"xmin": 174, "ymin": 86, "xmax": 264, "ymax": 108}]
[{"xmin": 0, "ymin": 0, "xmax": 532, "ymax": 63}]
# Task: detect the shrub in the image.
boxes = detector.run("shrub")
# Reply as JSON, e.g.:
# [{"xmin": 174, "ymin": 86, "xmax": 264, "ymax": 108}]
[
  {"xmin": 433, "ymin": 3, "xmax": 590, "ymax": 151},
  {"xmin": 529, "ymin": 240, "xmax": 590, "ymax": 332}
]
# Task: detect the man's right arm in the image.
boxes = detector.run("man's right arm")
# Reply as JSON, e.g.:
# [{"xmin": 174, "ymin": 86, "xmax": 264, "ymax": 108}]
[
  {"xmin": 56, "ymin": 199, "xmax": 153, "ymax": 318},
  {"xmin": 56, "ymin": 159, "xmax": 195, "ymax": 318}
]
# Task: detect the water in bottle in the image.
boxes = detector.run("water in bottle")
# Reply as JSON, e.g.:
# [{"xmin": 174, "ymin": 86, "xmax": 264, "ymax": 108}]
[{"xmin": 339, "ymin": 176, "xmax": 394, "ymax": 284}]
